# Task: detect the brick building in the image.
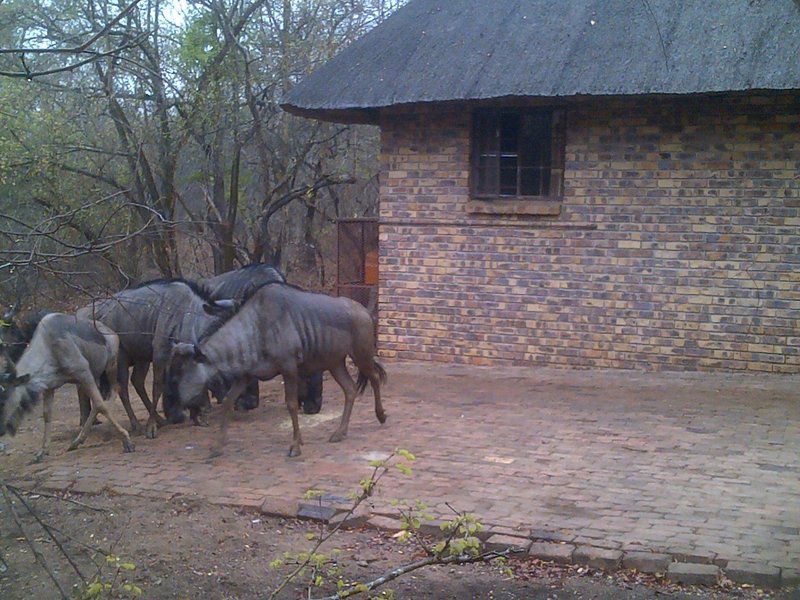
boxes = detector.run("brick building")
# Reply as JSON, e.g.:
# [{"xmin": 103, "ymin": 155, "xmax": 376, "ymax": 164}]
[{"xmin": 283, "ymin": 0, "xmax": 800, "ymax": 372}]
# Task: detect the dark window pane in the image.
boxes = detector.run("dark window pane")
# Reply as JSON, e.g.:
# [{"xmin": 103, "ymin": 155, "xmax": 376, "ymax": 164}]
[
  {"xmin": 499, "ymin": 112, "xmax": 520, "ymax": 153},
  {"xmin": 500, "ymin": 168, "xmax": 518, "ymax": 196},
  {"xmin": 473, "ymin": 111, "xmax": 499, "ymax": 196},
  {"xmin": 472, "ymin": 107, "xmax": 564, "ymax": 199},
  {"xmin": 520, "ymin": 167, "xmax": 542, "ymax": 196},
  {"xmin": 475, "ymin": 166, "xmax": 498, "ymax": 196}
]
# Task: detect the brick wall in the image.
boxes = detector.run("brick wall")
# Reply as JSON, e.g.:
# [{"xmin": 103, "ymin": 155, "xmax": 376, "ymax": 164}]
[{"xmin": 377, "ymin": 93, "xmax": 800, "ymax": 372}]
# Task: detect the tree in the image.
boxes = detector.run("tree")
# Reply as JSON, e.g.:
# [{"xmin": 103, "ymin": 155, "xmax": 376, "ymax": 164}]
[{"xmin": 0, "ymin": 0, "xmax": 404, "ymax": 301}]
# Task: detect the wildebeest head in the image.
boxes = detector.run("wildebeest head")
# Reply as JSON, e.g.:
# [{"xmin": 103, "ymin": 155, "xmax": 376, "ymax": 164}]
[
  {"xmin": 164, "ymin": 342, "xmax": 212, "ymax": 423},
  {"xmin": 0, "ymin": 363, "xmax": 31, "ymax": 436},
  {"xmin": 298, "ymin": 371, "xmax": 323, "ymax": 415}
]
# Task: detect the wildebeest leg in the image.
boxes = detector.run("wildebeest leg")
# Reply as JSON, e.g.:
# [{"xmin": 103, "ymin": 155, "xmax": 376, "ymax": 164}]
[
  {"xmin": 78, "ymin": 389, "xmax": 92, "ymax": 428},
  {"xmin": 190, "ymin": 394, "xmax": 210, "ymax": 427},
  {"xmin": 69, "ymin": 376, "xmax": 134, "ymax": 453},
  {"xmin": 208, "ymin": 379, "xmax": 247, "ymax": 458},
  {"xmin": 34, "ymin": 390, "xmax": 54, "ymax": 462},
  {"xmin": 145, "ymin": 364, "xmax": 165, "ymax": 439},
  {"xmin": 116, "ymin": 359, "xmax": 142, "ymax": 435},
  {"xmin": 368, "ymin": 370, "xmax": 387, "ymax": 424},
  {"xmin": 282, "ymin": 371, "xmax": 303, "ymax": 457},
  {"xmin": 328, "ymin": 360, "xmax": 357, "ymax": 444},
  {"xmin": 132, "ymin": 362, "xmax": 165, "ymax": 426},
  {"xmin": 131, "ymin": 362, "xmax": 151, "ymax": 412}
]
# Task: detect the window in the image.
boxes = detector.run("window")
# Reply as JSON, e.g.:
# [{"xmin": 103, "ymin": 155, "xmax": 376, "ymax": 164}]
[{"xmin": 471, "ymin": 107, "xmax": 566, "ymax": 202}]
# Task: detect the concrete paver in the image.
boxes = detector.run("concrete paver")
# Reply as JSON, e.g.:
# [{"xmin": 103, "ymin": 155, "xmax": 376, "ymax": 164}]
[{"xmin": 2, "ymin": 361, "xmax": 799, "ymax": 574}]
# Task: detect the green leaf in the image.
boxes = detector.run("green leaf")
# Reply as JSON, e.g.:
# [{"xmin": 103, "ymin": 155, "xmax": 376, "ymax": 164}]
[
  {"xmin": 395, "ymin": 462, "xmax": 412, "ymax": 476},
  {"xmin": 396, "ymin": 449, "xmax": 416, "ymax": 461},
  {"xmin": 83, "ymin": 582, "xmax": 103, "ymax": 598},
  {"xmin": 119, "ymin": 562, "xmax": 136, "ymax": 570},
  {"xmin": 314, "ymin": 575, "xmax": 324, "ymax": 586}
]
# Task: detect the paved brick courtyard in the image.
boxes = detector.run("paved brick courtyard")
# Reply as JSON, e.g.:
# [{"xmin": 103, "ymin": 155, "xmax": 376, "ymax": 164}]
[{"xmin": 2, "ymin": 362, "xmax": 799, "ymax": 579}]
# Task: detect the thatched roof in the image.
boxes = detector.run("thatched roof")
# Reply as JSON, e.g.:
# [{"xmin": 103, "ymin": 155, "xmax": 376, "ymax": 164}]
[{"xmin": 281, "ymin": 0, "xmax": 800, "ymax": 123}]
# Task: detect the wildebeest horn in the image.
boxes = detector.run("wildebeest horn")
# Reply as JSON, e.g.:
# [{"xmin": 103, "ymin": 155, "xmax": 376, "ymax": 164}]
[{"xmin": 202, "ymin": 298, "xmax": 236, "ymax": 316}]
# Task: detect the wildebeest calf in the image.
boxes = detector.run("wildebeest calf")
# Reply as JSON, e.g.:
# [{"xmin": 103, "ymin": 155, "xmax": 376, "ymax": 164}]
[
  {"xmin": 165, "ymin": 283, "xmax": 387, "ymax": 457},
  {"xmin": 0, "ymin": 313, "xmax": 134, "ymax": 460}
]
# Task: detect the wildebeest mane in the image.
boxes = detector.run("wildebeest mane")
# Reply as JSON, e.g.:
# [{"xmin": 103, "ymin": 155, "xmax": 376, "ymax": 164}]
[
  {"xmin": 232, "ymin": 263, "xmax": 287, "ymax": 279},
  {"xmin": 197, "ymin": 281, "xmax": 312, "ymax": 343},
  {"xmin": 130, "ymin": 278, "xmax": 214, "ymax": 302}
]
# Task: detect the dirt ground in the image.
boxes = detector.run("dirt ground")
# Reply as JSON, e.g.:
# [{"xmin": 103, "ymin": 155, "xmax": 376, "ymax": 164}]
[{"xmin": 0, "ymin": 492, "xmax": 796, "ymax": 600}]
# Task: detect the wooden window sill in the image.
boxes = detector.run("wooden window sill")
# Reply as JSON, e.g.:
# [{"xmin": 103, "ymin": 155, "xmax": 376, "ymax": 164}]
[{"xmin": 467, "ymin": 198, "xmax": 562, "ymax": 216}]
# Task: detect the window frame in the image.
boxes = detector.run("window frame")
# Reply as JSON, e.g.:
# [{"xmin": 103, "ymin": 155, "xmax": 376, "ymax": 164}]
[{"xmin": 469, "ymin": 106, "xmax": 566, "ymax": 213}]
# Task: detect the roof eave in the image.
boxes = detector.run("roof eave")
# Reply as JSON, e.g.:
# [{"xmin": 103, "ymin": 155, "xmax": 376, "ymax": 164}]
[
  {"xmin": 281, "ymin": 87, "xmax": 800, "ymax": 124},
  {"xmin": 280, "ymin": 103, "xmax": 380, "ymax": 125}
]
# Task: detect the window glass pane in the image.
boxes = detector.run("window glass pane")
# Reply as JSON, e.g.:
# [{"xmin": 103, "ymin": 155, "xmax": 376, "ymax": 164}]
[
  {"xmin": 499, "ymin": 113, "xmax": 520, "ymax": 154},
  {"xmin": 519, "ymin": 112, "xmax": 552, "ymax": 168},
  {"xmin": 475, "ymin": 166, "xmax": 498, "ymax": 196},
  {"xmin": 520, "ymin": 167, "xmax": 542, "ymax": 197},
  {"xmin": 499, "ymin": 155, "xmax": 517, "ymax": 196},
  {"xmin": 472, "ymin": 107, "xmax": 563, "ymax": 199},
  {"xmin": 473, "ymin": 111, "xmax": 499, "ymax": 195}
]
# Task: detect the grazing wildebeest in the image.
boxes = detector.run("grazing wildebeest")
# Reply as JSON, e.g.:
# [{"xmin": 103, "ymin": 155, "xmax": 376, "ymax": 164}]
[
  {"xmin": 0, "ymin": 313, "xmax": 134, "ymax": 460},
  {"xmin": 165, "ymin": 283, "xmax": 387, "ymax": 457},
  {"xmin": 77, "ymin": 279, "xmax": 234, "ymax": 438},
  {"xmin": 200, "ymin": 263, "xmax": 324, "ymax": 415}
]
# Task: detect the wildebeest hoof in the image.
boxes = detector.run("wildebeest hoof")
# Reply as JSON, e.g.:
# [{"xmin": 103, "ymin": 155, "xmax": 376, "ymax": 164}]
[
  {"xmin": 287, "ymin": 445, "xmax": 302, "ymax": 458},
  {"xmin": 155, "ymin": 414, "xmax": 167, "ymax": 426},
  {"xmin": 67, "ymin": 440, "xmax": 80, "ymax": 452},
  {"xmin": 145, "ymin": 422, "xmax": 158, "ymax": 439},
  {"xmin": 122, "ymin": 439, "xmax": 135, "ymax": 453},
  {"xmin": 328, "ymin": 431, "xmax": 346, "ymax": 443},
  {"xmin": 192, "ymin": 416, "xmax": 209, "ymax": 428},
  {"xmin": 376, "ymin": 410, "xmax": 387, "ymax": 424},
  {"xmin": 130, "ymin": 421, "xmax": 144, "ymax": 436},
  {"xmin": 32, "ymin": 450, "xmax": 48, "ymax": 463}
]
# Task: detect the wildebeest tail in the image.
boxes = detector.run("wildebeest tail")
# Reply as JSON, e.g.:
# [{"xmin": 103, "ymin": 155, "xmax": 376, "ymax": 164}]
[
  {"xmin": 98, "ymin": 371, "xmax": 111, "ymax": 401},
  {"xmin": 356, "ymin": 358, "xmax": 388, "ymax": 395}
]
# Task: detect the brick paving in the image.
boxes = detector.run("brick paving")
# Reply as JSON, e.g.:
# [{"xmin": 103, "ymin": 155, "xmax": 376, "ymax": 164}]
[{"xmin": 3, "ymin": 362, "xmax": 799, "ymax": 577}]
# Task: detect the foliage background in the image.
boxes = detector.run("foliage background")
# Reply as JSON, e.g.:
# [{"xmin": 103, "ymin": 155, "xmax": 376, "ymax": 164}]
[{"xmin": 0, "ymin": 0, "xmax": 405, "ymax": 308}]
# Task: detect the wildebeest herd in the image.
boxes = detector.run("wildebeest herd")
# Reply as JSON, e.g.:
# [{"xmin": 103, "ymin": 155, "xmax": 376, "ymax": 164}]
[{"xmin": 0, "ymin": 263, "xmax": 386, "ymax": 460}]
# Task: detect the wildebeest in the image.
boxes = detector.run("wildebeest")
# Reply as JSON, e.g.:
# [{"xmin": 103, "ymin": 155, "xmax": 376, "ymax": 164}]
[
  {"xmin": 77, "ymin": 279, "xmax": 235, "ymax": 438},
  {"xmin": 0, "ymin": 313, "xmax": 134, "ymax": 460},
  {"xmin": 165, "ymin": 283, "xmax": 387, "ymax": 457},
  {"xmin": 200, "ymin": 263, "xmax": 324, "ymax": 415}
]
